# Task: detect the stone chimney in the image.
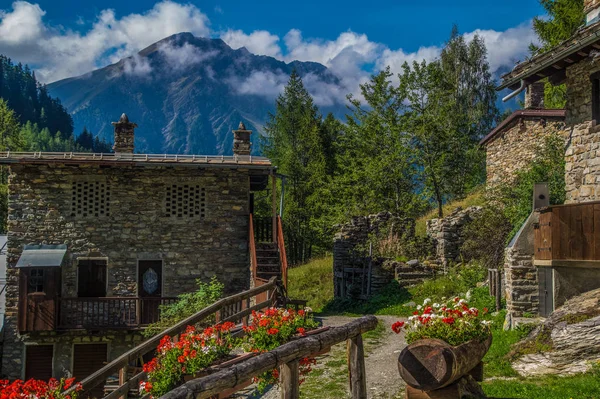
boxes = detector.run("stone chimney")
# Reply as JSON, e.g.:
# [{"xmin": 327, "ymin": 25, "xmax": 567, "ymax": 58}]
[
  {"xmin": 525, "ymin": 82, "xmax": 545, "ymax": 110},
  {"xmin": 585, "ymin": 0, "xmax": 600, "ymax": 24},
  {"xmin": 232, "ymin": 121, "xmax": 251, "ymax": 156},
  {"xmin": 111, "ymin": 113, "xmax": 137, "ymax": 154}
]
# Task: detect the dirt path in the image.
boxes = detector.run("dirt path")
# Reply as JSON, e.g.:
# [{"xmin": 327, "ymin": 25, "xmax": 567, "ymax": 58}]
[{"xmin": 242, "ymin": 315, "xmax": 407, "ymax": 399}]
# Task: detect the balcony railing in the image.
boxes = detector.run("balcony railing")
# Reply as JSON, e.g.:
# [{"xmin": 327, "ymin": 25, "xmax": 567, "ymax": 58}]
[
  {"xmin": 534, "ymin": 201, "xmax": 600, "ymax": 265},
  {"xmin": 56, "ymin": 297, "xmax": 177, "ymax": 330}
]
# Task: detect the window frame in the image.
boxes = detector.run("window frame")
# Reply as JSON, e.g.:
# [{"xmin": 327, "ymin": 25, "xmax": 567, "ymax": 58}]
[
  {"xmin": 591, "ymin": 72, "xmax": 600, "ymax": 124},
  {"xmin": 76, "ymin": 258, "xmax": 108, "ymax": 298}
]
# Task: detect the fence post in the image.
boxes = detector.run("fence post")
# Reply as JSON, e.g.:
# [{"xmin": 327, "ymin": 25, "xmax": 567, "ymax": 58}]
[
  {"xmin": 280, "ymin": 359, "xmax": 300, "ymax": 399},
  {"xmin": 118, "ymin": 365, "xmax": 128, "ymax": 399},
  {"xmin": 347, "ymin": 335, "xmax": 367, "ymax": 399}
]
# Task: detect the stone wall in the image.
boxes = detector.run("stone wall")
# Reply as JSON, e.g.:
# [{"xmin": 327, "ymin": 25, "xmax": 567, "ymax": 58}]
[
  {"xmin": 426, "ymin": 207, "xmax": 482, "ymax": 268},
  {"xmin": 333, "ymin": 212, "xmax": 414, "ymax": 298},
  {"xmin": 565, "ymin": 57, "xmax": 600, "ymax": 202},
  {"xmin": 2, "ymin": 163, "xmax": 255, "ymax": 379},
  {"xmin": 485, "ymin": 118, "xmax": 567, "ymax": 188},
  {"xmin": 503, "ymin": 213, "xmax": 538, "ymax": 326}
]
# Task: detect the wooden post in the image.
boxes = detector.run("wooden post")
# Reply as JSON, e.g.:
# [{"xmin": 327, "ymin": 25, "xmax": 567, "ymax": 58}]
[
  {"xmin": 347, "ymin": 335, "xmax": 367, "ymax": 399},
  {"xmin": 118, "ymin": 365, "xmax": 128, "ymax": 399},
  {"xmin": 272, "ymin": 174, "xmax": 277, "ymax": 243},
  {"xmin": 280, "ymin": 360, "xmax": 300, "ymax": 399},
  {"xmin": 495, "ymin": 270, "xmax": 502, "ymax": 311}
]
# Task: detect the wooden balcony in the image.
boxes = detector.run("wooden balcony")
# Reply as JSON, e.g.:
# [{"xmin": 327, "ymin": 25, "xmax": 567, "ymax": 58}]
[
  {"xmin": 534, "ymin": 201, "xmax": 600, "ymax": 266},
  {"xmin": 20, "ymin": 296, "xmax": 178, "ymax": 332}
]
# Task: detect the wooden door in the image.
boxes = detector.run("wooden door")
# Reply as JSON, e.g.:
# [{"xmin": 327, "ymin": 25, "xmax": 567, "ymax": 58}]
[
  {"xmin": 73, "ymin": 344, "xmax": 107, "ymax": 399},
  {"xmin": 25, "ymin": 345, "xmax": 53, "ymax": 380},
  {"xmin": 19, "ymin": 268, "xmax": 59, "ymax": 332},
  {"xmin": 138, "ymin": 260, "xmax": 163, "ymax": 324},
  {"xmin": 538, "ymin": 267, "xmax": 554, "ymax": 317}
]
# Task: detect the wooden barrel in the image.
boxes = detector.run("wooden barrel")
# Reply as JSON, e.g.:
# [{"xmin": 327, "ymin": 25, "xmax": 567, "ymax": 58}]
[{"xmin": 397, "ymin": 335, "xmax": 492, "ymax": 391}]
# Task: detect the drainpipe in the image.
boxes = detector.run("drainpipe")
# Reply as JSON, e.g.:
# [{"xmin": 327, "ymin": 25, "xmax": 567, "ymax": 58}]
[
  {"xmin": 278, "ymin": 175, "xmax": 286, "ymax": 218},
  {"xmin": 502, "ymin": 79, "xmax": 526, "ymax": 102}
]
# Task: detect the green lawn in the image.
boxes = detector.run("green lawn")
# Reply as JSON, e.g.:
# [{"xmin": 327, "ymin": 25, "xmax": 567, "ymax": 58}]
[{"xmin": 288, "ymin": 257, "xmax": 600, "ymax": 398}]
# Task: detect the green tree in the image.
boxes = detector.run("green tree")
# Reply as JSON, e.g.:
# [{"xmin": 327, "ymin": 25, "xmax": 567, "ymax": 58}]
[
  {"xmin": 261, "ymin": 70, "xmax": 330, "ymax": 248},
  {"xmin": 339, "ymin": 67, "xmax": 420, "ymax": 217},
  {"xmin": 531, "ymin": 0, "xmax": 585, "ymax": 108},
  {"xmin": 0, "ymin": 98, "xmax": 24, "ymax": 151}
]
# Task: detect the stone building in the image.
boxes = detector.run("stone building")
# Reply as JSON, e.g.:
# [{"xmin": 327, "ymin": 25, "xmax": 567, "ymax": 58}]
[
  {"xmin": 0, "ymin": 115, "xmax": 276, "ymax": 383},
  {"xmin": 481, "ymin": 82, "xmax": 566, "ymax": 187},
  {"xmin": 497, "ymin": 0, "xmax": 600, "ymax": 324}
]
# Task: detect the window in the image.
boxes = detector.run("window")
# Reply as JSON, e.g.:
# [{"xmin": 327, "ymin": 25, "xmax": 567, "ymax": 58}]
[
  {"xmin": 25, "ymin": 345, "xmax": 53, "ymax": 381},
  {"xmin": 77, "ymin": 260, "xmax": 107, "ymax": 297},
  {"xmin": 28, "ymin": 269, "xmax": 45, "ymax": 293},
  {"xmin": 71, "ymin": 182, "xmax": 110, "ymax": 218},
  {"xmin": 165, "ymin": 184, "xmax": 206, "ymax": 218},
  {"xmin": 592, "ymin": 73, "xmax": 600, "ymax": 124}
]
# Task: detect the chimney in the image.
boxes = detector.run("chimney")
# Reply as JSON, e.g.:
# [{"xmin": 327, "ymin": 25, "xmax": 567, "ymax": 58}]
[
  {"xmin": 232, "ymin": 121, "xmax": 251, "ymax": 156},
  {"xmin": 524, "ymin": 82, "xmax": 545, "ymax": 110},
  {"xmin": 111, "ymin": 113, "xmax": 137, "ymax": 154},
  {"xmin": 585, "ymin": 0, "xmax": 600, "ymax": 25}
]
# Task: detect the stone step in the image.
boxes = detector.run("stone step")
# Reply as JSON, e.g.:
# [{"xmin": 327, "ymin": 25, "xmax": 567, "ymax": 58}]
[{"xmin": 396, "ymin": 272, "xmax": 434, "ymax": 279}]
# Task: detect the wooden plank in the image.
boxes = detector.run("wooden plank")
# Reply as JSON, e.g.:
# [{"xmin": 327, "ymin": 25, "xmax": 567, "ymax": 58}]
[
  {"xmin": 595, "ymin": 205, "xmax": 600, "ymax": 260},
  {"xmin": 405, "ymin": 385, "xmax": 460, "ymax": 399},
  {"xmin": 552, "ymin": 208, "xmax": 561, "ymax": 261},
  {"xmin": 104, "ymin": 372, "xmax": 147, "ymax": 399},
  {"xmin": 280, "ymin": 360, "xmax": 299, "ymax": 399},
  {"xmin": 347, "ymin": 335, "xmax": 367, "ymax": 399},
  {"xmin": 582, "ymin": 204, "xmax": 594, "ymax": 260},
  {"xmin": 570, "ymin": 205, "xmax": 583, "ymax": 259},
  {"xmin": 559, "ymin": 206, "xmax": 571, "ymax": 260}
]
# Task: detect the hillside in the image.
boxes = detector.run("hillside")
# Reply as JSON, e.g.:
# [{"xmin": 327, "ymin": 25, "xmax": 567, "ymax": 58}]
[{"xmin": 47, "ymin": 33, "xmax": 342, "ymax": 155}]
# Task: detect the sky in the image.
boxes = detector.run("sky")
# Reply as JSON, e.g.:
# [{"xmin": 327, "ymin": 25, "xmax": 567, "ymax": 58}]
[{"xmin": 0, "ymin": 0, "xmax": 545, "ymax": 99}]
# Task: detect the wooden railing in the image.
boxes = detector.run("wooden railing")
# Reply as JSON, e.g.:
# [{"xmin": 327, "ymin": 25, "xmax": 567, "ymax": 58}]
[
  {"xmin": 64, "ymin": 278, "xmax": 281, "ymax": 399},
  {"xmin": 277, "ymin": 216, "xmax": 289, "ymax": 289},
  {"xmin": 253, "ymin": 216, "xmax": 273, "ymax": 243},
  {"xmin": 249, "ymin": 214, "xmax": 259, "ymax": 281},
  {"xmin": 57, "ymin": 297, "xmax": 177, "ymax": 330},
  {"xmin": 160, "ymin": 315, "xmax": 378, "ymax": 399},
  {"xmin": 535, "ymin": 201, "xmax": 600, "ymax": 265}
]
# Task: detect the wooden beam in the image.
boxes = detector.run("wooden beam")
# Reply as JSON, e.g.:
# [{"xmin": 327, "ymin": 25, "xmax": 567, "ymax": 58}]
[
  {"xmin": 272, "ymin": 174, "xmax": 277, "ymax": 243},
  {"xmin": 593, "ymin": 43, "xmax": 600, "ymax": 49},
  {"xmin": 565, "ymin": 58, "xmax": 575, "ymax": 63},
  {"xmin": 347, "ymin": 335, "xmax": 367, "ymax": 399},
  {"xmin": 578, "ymin": 51, "xmax": 589, "ymax": 57},
  {"xmin": 552, "ymin": 64, "xmax": 563, "ymax": 69},
  {"xmin": 280, "ymin": 360, "xmax": 300, "ymax": 399}
]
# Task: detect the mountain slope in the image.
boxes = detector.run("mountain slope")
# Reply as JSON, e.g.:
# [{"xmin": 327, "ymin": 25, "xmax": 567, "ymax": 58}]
[{"xmin": 48, "ymin": 33, "xmax": 341, "ymax": 155}]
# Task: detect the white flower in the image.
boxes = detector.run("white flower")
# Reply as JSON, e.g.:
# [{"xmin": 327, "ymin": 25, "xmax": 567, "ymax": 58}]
[
  {"xmin": 462, "ymin": 311, "xmax": 469, "ymax": 315},
  {"xmin": 423, "ymin": 298, "xmax": 431, "ymax": 305},
  {"xmin": 466, "ymin": 290, "xmax": 472, "ymax": 300},
  {"xmin": 470, "ymin": 307, "xmax": 477, "ymax": 313},
  {"xmin": 416, "ymin": 305, "xmax": 423, "ymax": 310},
  {"xmin": 433, "ymin": 303, "xmax": 440, "ymax": 308},
  {"xmin": 202, "ymin": 346, "xmax": 211, "ymax": 354},
  {"xmin": 441, "ymin": 297, "xmax": 447, "ymax": 301},
  {"xmin": 283, "ymin": 310, "xmax": 290, "ymax": 317},
  {"xmin": 304, "ymin": 306, "xmax": 313, "ymax": 313},
  {"xmin": 482, "ymin": 320, "xmax": 492, "ymax": 326}
]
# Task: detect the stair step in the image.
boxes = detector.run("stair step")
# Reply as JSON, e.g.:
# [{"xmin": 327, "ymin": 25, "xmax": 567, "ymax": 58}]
[{"xmin": 397, "ymin": 272, "xmax": 434, "ymax": 279}]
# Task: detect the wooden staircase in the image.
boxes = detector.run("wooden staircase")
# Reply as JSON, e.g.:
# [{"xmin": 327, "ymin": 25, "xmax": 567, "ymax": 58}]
[{"xmin": 250, "ymin": 215, "xmax": 288, "ymax": 288}]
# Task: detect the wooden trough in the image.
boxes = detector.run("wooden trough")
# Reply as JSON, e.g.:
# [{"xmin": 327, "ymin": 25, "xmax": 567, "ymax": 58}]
[{"xmin": 398, "ymin": 335, "xmax": 492, "ymax": 398}]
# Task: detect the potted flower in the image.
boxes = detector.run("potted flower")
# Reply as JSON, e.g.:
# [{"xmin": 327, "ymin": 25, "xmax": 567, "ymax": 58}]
[
  {"xmin": 391, "ymin": 297, "xmax": 492, "ymax": 392},
  {"xmin": 242, "ymin": 307, "xmax": 320, "ymax": 392},
  {"xmin": 0, "ymin": 377, "xmax": 82, "ymax": 399},
  {"xmin": 140, "ymin": 322, "xmax": 239, "ymax": 397}
]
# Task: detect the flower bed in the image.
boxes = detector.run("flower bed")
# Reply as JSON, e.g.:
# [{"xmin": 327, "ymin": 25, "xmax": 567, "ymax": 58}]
[
  {"xmin": 0, "ymin": 378, "xmax": 82, "ymax": 399},
  {"xmin": 392, "ymin": 297, "xmax": 491, "ymax": 346},
  {"xmin": 141, "ymin": 307, "xmax": 319, "ymax": 397}
]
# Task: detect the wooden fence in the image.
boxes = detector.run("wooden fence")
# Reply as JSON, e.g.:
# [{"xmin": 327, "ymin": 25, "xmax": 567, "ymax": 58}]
[
  {"xmin": 64, "ymin": 278, "xmax": 282, "ymax": 399},
  {"xmin": 159, "ymin": 315, "xmax": 378, "ymax": 399}
]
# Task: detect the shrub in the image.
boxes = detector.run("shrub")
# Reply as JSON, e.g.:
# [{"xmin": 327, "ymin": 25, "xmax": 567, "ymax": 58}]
[
  {"xmin": 0, "ymin": 378, "xmax": 82, "ymax": 399},
  {"xmin": 143, "ymin": 277, "xmax": 224, "ymax": 337},
  {"xmin": 461, "ymin": 207, "xmax": 512, "ymax": 269}
]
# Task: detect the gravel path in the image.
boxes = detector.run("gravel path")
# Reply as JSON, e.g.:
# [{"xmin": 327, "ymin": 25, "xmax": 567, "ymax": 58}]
[{"xmin": 239, "ymin": 315, "xmax": 407, "ymax": 399}]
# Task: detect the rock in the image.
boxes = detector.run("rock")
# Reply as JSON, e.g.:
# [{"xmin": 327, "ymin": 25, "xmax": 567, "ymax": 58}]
[
  {"xmin": 511, "ymin": 287, "xmax": 600, "ymax": 376},
  {"xmin": 406, "ymin": 259, "xmax": 419, "ymax": 267},
  {"xmin": 403, "ymin": 301, "xmax": 416, "ymax": 307}
]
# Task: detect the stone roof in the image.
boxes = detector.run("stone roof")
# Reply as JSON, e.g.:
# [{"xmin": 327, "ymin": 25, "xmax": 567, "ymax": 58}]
[
  {"xmin": 498, "ymin": 20, "xmax": 600, "ymax": 91},
  {"xmin": 0, "ymin": 152, "xmax": 273, "ymax": 170},
  {"xmin": 480, "ymin": 109, "xmax": 566, "ymax": 146}
]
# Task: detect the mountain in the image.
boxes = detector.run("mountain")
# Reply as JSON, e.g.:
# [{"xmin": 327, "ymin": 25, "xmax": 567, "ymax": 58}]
[{"xmin": 47, "ymin": 33, "xmax": 342, "ymax": 155}]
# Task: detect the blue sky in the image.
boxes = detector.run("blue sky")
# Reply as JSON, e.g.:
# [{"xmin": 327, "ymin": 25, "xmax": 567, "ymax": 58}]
[{"xmin": 0, "ymin": 0, "xmax": 545, "ymax": 103}]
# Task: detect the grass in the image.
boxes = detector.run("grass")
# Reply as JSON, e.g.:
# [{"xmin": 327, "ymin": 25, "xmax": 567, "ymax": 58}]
[
  {"xmin": 288, "ymin": 256, "xmax": 334, "ymax": 313},
  {"xmin": 414, "ymin": 189, "xmax": 485, "ymax": 237},
  {"xmin": 482, "ymin": 373, "xmax": 600, "ymax": 398}
]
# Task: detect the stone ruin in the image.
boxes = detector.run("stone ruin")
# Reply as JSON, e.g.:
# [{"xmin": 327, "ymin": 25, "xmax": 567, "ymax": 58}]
[
  {"xmin": 426, "ymin": 206, "xmax": 483, "ymax": 268},
  {"xmin": 333, "ymin": 212, "xmax": 434, "ymax": 299}
]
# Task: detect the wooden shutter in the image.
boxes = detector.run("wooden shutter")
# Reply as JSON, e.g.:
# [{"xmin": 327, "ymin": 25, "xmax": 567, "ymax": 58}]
[
  {"xmin": 73, "ymin": 344, "xmax": 107, "ymax": 398},
  {"xmin": 25, "ymin": 345, "xmax": 53, "ymax": 380}
]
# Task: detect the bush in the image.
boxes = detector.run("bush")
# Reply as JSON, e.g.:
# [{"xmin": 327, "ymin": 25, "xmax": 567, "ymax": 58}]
[
  {"xmin": 461, "ymin": 207, "xmax": 512, "ymax": 269},
  {"xmin": 143, "ymin": 277, "xmax": 224, "ymax": 337}
]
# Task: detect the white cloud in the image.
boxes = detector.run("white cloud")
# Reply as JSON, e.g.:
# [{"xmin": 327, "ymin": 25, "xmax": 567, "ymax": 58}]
[
  {"xmin": 0, "ymin": 0, "xmax": 210, "ymax": 82},
  {"xmin": 158, "ymin": 42, "xmax": 218, "ymax": 70},
  {"xmin": 229, "ymin": 70, "xmax": 288, "ymax": 98},
  {"xmin": 221, "ymin": 29, "xmax": 281, "ymax": 58}
]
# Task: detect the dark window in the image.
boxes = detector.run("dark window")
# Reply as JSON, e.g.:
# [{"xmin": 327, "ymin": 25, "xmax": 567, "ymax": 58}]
[
  {"xmin": 28, "ymin": 269, "xmax": 45, "ymax": 293},
  {"xmin": 25, "ymin": 345, "xmax": 53, "ymax": 380},
  {"xmin": 77, "ymin": 260, "xmax": 107, "ymax": 297},
  {"xmin": 592, "ymin": 74, "xmax": 600, "ymax": 123}
]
